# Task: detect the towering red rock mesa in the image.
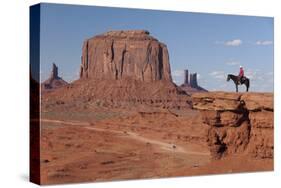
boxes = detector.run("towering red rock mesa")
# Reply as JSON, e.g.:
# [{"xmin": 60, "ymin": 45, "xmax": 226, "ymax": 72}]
[{"xmin": 79, "ymin": 30, "xmax": 172, "ymax": 82}]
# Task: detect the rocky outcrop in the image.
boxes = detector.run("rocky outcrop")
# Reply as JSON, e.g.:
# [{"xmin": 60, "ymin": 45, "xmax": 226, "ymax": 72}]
[
  {"xmin": 184, "ymin": 69, "xmax": 189, "ymax": 85},
  {"xmin": 42, "ymin": 63, "xmax": 68, "ymax": 91},
  {"xmin": 180, "ymin": 69, "xmax": 207, "ymax": 94},
  {"xmin": 79, "ymin": 30, "xmax": 172, "ymax": 82},
  {"xmin": 192, "ymin": 92, "xmax": 273, "ymax": 159},
  {"xmin": 189, "ymin": 73, "xmax": 198, "ymax": 88},
  {"xmin": 51, "ymin": 63, "xmax": 58, "ymax": 79},
  {"xmin": 242, "ymin": 93, "xmax": 274, "ymax": 159}
]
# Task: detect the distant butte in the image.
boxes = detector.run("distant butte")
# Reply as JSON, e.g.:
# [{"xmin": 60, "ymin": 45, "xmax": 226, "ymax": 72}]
[
  {"xmin": 41, "ymin": 63, "xmax": 68, "ymax": 91},
  {"xmin": 180, "ymin": 69, "xmax": 208, "ymax": 94}
]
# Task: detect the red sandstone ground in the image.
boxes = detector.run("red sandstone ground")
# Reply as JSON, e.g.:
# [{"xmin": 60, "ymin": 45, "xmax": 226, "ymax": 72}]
[{"xmin": 39, "ymin": 102, "xmax": 273, "ymax": 185}]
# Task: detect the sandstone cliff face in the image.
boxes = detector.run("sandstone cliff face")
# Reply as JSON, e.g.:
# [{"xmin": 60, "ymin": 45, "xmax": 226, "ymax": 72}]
[
  {"xmin": 192, "ymin": 92, "xmax": 273, "ymax": 159},
  {"xmin": 80, "ymin": 30, "xmax": 172, "ymax": 82}
]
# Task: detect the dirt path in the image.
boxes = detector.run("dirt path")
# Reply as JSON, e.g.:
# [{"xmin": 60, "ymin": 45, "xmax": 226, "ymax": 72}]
[{"xmin": 41, "ymin": 119, "xmax": 209, "ymax": 156}]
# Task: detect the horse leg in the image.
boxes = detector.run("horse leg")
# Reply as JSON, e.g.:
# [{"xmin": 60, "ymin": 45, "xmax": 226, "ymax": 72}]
[
  {"xmin": 236, "ymin": 84, "xmax": 238, "ymax": 92},
  {"xmin": 245, "ymin": 81, "xmax": 249, "ymax": 92}
]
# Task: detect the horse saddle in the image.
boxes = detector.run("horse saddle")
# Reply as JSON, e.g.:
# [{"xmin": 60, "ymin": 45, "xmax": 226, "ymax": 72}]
[
  {"xmin": 239, "ymin": 76, "xmax": 247, "ymax": 84},
  {"xmin": 241, "ymin": 76, "xmax": 246, "ymax": 82}
]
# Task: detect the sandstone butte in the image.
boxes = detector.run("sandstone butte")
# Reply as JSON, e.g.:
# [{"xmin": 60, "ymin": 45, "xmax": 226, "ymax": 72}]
[
  {"xmin": 79, "ymin": 30, "xmax": 172, "ymax": 82},
  {"xmin": 192, "ymin": 92, "xmax": 273, "ymax": 160},
  {"xmin": 41, "ymin": 63, "xmax": 68, "ymax": 91},
  {"xmin": 42, "ymin": 30, "xmax": 190, "ymax": 109}
]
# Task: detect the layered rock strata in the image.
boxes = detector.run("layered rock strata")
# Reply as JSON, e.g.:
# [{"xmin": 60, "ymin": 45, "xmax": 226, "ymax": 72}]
[
  {"xmin": 80, "ymin": 30, "xmax": 172, "ymax": 82},
  {"xmin": 192, "ymin": 92, "xmax": 273, "ymax": 159}
]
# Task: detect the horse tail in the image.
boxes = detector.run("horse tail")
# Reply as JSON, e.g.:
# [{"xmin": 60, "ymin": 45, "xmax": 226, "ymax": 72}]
[{"xmin": 246, "ymin": 78, "xmax": 250, "ymax": 92}]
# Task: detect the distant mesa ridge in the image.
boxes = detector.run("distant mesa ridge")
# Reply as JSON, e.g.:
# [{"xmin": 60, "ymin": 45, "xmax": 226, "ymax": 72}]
[
  {"xmin": 79, "ymin": 30, "xmax": 172, "ymax": 82},
  {"xmin": 180, "ymin": 69, "xmax": 207, "ymax": 93},
  {"xmin": 41, "ymin": 63, "xmax": 68, "ymax": 91}
]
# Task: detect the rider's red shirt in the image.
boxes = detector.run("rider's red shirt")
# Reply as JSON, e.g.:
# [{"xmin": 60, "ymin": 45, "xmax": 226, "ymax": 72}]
[{"xmin": 239, "ymin": 68, "xmax": 244, "ymax": 77}]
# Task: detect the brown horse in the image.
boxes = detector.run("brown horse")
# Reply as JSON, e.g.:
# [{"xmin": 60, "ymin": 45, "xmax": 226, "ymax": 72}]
[{"xmin": 227, "ymin": 74, "xmax": 250, "ymax": 92}]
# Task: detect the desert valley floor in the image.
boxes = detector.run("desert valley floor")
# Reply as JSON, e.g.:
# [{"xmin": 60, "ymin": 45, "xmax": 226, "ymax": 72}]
[{"xmin": 39, "ymin": 105, "xmax": 273, "ymax": 184}]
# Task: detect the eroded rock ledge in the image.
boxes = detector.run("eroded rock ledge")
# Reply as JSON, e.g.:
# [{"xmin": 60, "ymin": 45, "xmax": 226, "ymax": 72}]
[{"xmin": 192, "ymin": 92, "xmax": 273, "ymax": 159}]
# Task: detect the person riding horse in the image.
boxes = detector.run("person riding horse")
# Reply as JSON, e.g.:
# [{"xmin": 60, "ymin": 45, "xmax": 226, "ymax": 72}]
[
  {"xmin": 227, "ymin": 66, "xmax": 250, "ymax": 92},
  {"xmin": 238, "ymin": 65, "xmax": 244, "ymax": 84}
]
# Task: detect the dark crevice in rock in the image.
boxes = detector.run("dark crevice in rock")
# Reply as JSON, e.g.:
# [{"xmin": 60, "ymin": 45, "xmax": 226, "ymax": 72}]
[{"xmin": 158, "ymin": 45, "xmax": 163, "ymax": 80}]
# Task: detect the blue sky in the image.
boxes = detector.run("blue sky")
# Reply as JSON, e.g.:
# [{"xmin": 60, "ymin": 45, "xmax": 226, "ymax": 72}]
[{"xmin": 40, "ymin": 3, "xmax": 274, "ymax": 92}]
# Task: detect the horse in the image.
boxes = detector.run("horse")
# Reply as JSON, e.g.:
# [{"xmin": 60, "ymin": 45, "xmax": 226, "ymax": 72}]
[{"xmin": 227, "ymin": 74, "xmax": 250, "ymax": 92}]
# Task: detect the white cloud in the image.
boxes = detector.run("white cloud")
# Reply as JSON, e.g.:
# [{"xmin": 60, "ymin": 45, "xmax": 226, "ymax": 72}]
[
  {"xmin": 255, "ymin": 40, "xmax": 273, "ymax": 45},
  {"xmin": 171, "ymin": 70, "xmax": 184, "ymax": 85},
  {"xmin": 214, "ymin": 41, "xmax": 224, "ymax": 45},
  {"xmin": 75, "ymin": 68, "xmax": 81, "ymax": 77},
  {"xmin": 171, "ymin": 70, "xmax": 184, "ymax": 77},
  {"xmin": 225, "ymin": 61, "xmax": 239, "ymax": 66},
  {"xmin": 209, "ymin": 71, "xmax": 226, "ymax": 80},
  {"xmin": 224, "ymin": 39, "xmax": 242, "ymax": 46}
]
